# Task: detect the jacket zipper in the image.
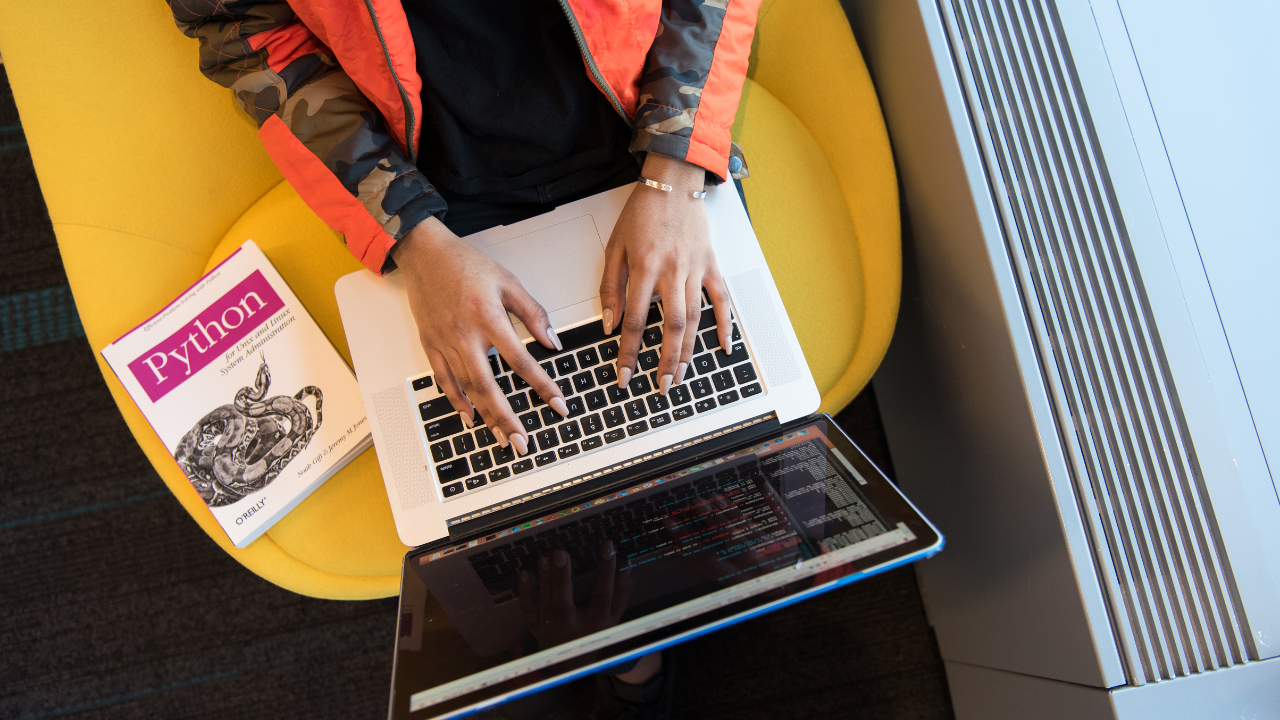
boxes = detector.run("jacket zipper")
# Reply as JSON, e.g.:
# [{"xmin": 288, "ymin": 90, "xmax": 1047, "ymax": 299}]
[
  {"xmin": 557, "ymin": 0, "xmax": 634, "ymax": 129},
  {"xmin": 363, "ymin": 0, "xmax": 419, "ymax": 162}
]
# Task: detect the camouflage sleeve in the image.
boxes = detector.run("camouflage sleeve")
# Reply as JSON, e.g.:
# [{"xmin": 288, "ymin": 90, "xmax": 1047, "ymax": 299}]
[
  {"xmin": 168, "ymin": 0, "xmax": 445, "ymax": 274},
  {"xmin": 630, "ymin": 0, "xmax": 761, "ymax": 183}
]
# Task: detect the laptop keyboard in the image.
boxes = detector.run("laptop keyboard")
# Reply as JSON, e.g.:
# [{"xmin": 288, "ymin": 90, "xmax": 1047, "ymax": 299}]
[{"xmin": 408, "ymin": 296, "xmax": 765, "ymax": 503}]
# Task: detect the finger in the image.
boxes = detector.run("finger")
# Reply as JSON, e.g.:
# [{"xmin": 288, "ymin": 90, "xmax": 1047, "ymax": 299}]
[
  {"xmin": 427, "ymin": 347, "xmax": 476, "ymax": 423},
  {"xmin": 599, "ymin": 242, "xmax": 629, "ymax": 336},
  {"xmin": 704, "ymin": 270, "xmax": 734, "ymax": 353},
  {"xmin": 493, "ymin": 290, "xmax": 568, "ymax": 419},
  {"xmin": 548, "ymin": 550, "xmax": 574, "ymax": 621},
  {"xmin": 587, "ymin": 541, "xmax": 617, "ymax": 626},
  {"xmin": 678, "ymin": 275, "xmax": 701, "ymax": 380},
  {"xmin": 616, "ymin": 273, "xmax": 657, "ymax": 389},
  {"xmin": 454, "ymin": 344, "xmax": 522, "ymax": 443},
  {"xmin": 538, "ymin": 554, "xmax": 553, "ymax": 610},
  {"xmin": 519, "ymin": 569, "xmax": 538, "ymax": 626},
  {"xmin": 610, "ymin": 553, "xmax": 634, "ymax": 622},
  {"xmin": 502, "ymin": 278, "xmax": 562, "ymax": 353},
  {"xmin": 654, "ymin": 277, "xmax": 686, "ymax": 395}
]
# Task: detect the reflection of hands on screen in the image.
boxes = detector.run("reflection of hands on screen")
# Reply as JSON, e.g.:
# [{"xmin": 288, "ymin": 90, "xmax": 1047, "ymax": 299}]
[
  {"xmin": 520, "ymin": 541, "xmax": 632, "ymax": 651},
  {"xmin": 662, "ymin": 490, "xmax": 789, "ymax": 586}
]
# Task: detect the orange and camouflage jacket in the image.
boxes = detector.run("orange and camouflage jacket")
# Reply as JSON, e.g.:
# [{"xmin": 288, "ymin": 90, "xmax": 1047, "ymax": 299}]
[{"xmin": 169, "ymin": 0, "xmax": 760, "ymax": 274}]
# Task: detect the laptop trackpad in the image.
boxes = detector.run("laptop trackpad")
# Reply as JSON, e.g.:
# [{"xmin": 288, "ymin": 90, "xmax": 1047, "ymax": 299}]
[{"xmin": 468, "ymin": 214, "xmax": 607, "ymax": 332}]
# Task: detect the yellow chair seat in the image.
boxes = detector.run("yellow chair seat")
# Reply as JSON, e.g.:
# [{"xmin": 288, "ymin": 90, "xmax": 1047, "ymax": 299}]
[{"xmin": 0, "ymin": 0, "xmax": 897, "ymax": 599}]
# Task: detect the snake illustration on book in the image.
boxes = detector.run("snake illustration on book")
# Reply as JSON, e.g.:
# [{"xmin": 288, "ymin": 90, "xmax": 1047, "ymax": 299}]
[{"xmin": 174, "ymin": 358, "xmax": 323, "ymax": 507}]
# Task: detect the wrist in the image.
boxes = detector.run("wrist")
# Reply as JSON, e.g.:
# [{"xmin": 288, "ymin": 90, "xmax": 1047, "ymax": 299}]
[
  {"xmin": 641, "ymin": 153, "xmax": 705, "ymax": 195},
  {"xmin": 391, "ymin": 216, "xmax": 455, "ymax": 267}
]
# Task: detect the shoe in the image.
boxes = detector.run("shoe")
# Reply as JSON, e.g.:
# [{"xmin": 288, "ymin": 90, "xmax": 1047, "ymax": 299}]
[{"xmin": 591, "ymin": 650, "xmax": 675, "ymax": 720}]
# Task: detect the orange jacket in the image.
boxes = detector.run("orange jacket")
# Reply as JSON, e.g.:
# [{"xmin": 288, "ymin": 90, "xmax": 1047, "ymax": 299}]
[{"xmin": 171, "ymin": 0, "xmax": 760, "ymax": 273}]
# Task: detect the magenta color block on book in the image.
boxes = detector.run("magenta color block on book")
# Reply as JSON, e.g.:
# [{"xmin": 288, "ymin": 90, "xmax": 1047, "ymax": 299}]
[{"xmin": 127, "ymin": 270, "xmax": 284, "ymax": 402}]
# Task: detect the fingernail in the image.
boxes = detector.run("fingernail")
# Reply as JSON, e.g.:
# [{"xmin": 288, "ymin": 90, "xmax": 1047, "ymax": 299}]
[
  {"xmin": 659, "ymin": 374, "xmax": 673, "ymax": 396},
  {"xmin": 678, "ymin": 362, "xmax": 688, "ymax": 382},
  {"xmin": 547, "ymin": 327, "xmax": 563, "ymax": 352},
  {"xmin": 551, "ymin": 396, "xmax": 569, "ymax": 417},
  {"xmin": 602, "ymin": 308, "xmax": 614, "ymax": 335},
  {"xmin": 461, "ymin": 411, "xmax": 474, "ymax": 429},
  {"xmin": 493, "ymin": 425, "xmax": 508, "ymax": 447},
  {"xmin": 553, "ymin": 549, "xmax": 567, "ymax": 568},
  {"xmin": 618, "ymin": 366, "xmax": 632, "ymax": 387},
  {"xmin": 512, "ymin": 434, "xmax": 528, "ymax": 456},
  {"xmin": 600, "ymin": 540, "xmax": 615, "ymax": 560}
]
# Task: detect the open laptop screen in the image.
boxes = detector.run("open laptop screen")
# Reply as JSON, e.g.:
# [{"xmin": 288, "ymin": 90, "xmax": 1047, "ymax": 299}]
[{"xmin": 390, "ymin": 417, "xmax": 941, "ymax": 719}]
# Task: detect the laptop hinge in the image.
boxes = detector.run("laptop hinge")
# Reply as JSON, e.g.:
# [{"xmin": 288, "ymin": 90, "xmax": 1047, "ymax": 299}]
[{"xmin": 445, "ymin": 413, "xmax": 781, "ymax": 542}]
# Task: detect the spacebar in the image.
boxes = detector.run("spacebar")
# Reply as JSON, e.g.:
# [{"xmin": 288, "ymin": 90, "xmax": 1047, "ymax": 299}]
[{"xmin": 526, "ymin": 319, "xmax": 615, "ymax": 361}]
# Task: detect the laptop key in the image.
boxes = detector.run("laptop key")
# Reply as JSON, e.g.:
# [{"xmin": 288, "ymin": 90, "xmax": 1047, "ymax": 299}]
[
  {"xmin": 581, "ymin": 413, "xmax": 603, "ymax": 435},
  {"xmin": 599, "ymin": 340, "xmax": 619, "ymax": 361},
  {"xmin": 555, "ymin": 355, "xmax": 578, "ymax": 376},
  {"xmin": 698, "ymin": 307, "xmax": 716, "ymax": 330},
  {"xmin": 702, "ymin": 329, "xmax": 720, "ymax": 351},
  {"xmin": 604, "ymin": 429, "xmax": 626, "ymax": 443},
  {"xmin": 715, "ymin": 343, "xmax": 749, "ymax": 368},
  {"xmin": 669, "ymin": 385, "xmax": 692, "ymax": 406},
  {"xmin": 642, "ymin": 326, "xmax": 663, "ymax": 348},
  {"xmin": 566, "ymin": 396, "xmax": 586, "ymax": 417},
  {"xmin": 536, "ymin": 429, "xmax": 559, "ymax": 450},
  {"xmin": 695, "ymin": 398, "xmax": 717, "ymax": 413},
  {"xmin": 466, "ymin": 475, "xmax": 488, "ymax": 490},
  {"xmin": 488, "ymin": 355, "xmax": 501, "ymax": 377},
  {"xmin": 530, "ymin": 392, "xmax": 547, "ymax": 407},
  {"xmin": 624, "ymin": 399, "xmax": 648, "ymax": 420},
  {"xmin": 556, "ymin": 378, "xmax": 574, "ymax": 397},
  {"xmin": 573, "ymin": 371, "xmax": 596, "ymax": 393},
  {"xmin": 647, "ymin": 302, "xmax": 663, "ymax": 325},
  {"xmin": 717, "ymin": 390, "xmax": 740, "ymax": 405},
  {"xmin": 519, "ymin": 411, "xmax": 542, "ymax": 433},
  {"xmin": 540, "ymin": 361, "xmax": 556, "ymax": 379},
  {"xmin": 629, "ymin": 374, "xmax": 652, "ymax": 395},
  {"xmin": 672, "ymin": 405, "xmax": 695, "ymax": 421},
  {"xmin": 430, "ymin": 441, "xmax": 453, "ymax": 463},
  {"xmin": 646, "ymin": 394, "xmax": 670, "ymax": 413},
  {"xmin": 577, "ymin": 347, "xmax": 600, "ymax": 368},
  {"xmin": 469, "ymin": 449, "xmax": 493, "ymax": 472},
  {"xmin": 513, "ymin": 373, "xmax": 530, "ymax": 390},
  {"xmin": 442, "ymin": 482, "xmax": 465, "ymax": 498},
  {"xmin": 692, "ymin": 354, "xmax": 716, "ymax": 375},
  {"xmin": 649, "ymin": 412, "xmax": 671, "ymax": 428},
  {"xmin": 582, "ymin": 435, "xmax": 603, "ymax": 451},
  {"xmin": 559, "ymin": 420, "xmax": 582, "ymax": 443},
  {"xmin": 488, "ymin": 467, "xmax": 511, "ymax": 483},
  {"xmin": 637, "ymin": 350, "xmax": 659, "ymax": 371},
  {"xmin": 419, "ymin": 397, "xmax": 455, "ymax": 422},
  {"xmin": 535, "ymin": 451, "xmax": 557, "ymax": 467},
  {"xmin": 412, "ymin": 376, "xmax": 434, "ymax": 391},
  {"xmin": 436, "ymin": 459, "xmax": 469, "ymax": 483},
  {"xmin": 607, "ymin": 385, "xmax": 629, "ymax": 404},
  {"xmin": 603, "ymin": 407, "xmax": 626, "ymax": 428},
  {"xmin": 692, "ymin": 336, "xmax": 704, "ymax": 355},
  {"xmin": 690, "ymin": 377, "xmax": 713, "ymax": 398},
  {"xmin": 626, "ymin": 420, "xmax": 649, "ymax": 436},
  {"xmin": 512, "ymin": 459, "xmax": 534, "ymax": 474},
  {"xmin": 540, "ymin": 407, "xmax": 563, "ymax": 426},
  {"xmin": 594, "ymin": 364, "xmax": 617, "ymax": 386},
  {"xmin": 741, "ymin": 382, "xmax": 763, "ymax": 398},
  {"xmin": 731, "ymin": 324, "xmax": 741, "ymax": 342},
  {"xmin": 558, "ymin": 443, "xmax": 581, "ymax": 459},
  {"xmin": 425, "ymin": 415, "xmax": 463, "ymax": 441},
  {"xmin": 492, "ymin": 444, "xmax": 515, "ymax": 464},
  {"xmin": 453, "ymin": 434, "xmax": 476, "ymax": 455},
  {"xmin": 495, "ymin": 375, "xmax": 513, "ymax": 395},
  {"xmin": 508, "ymin": 392, "xmax": 530, "ymax": 413},
  {"xmin": 475, "ymin": 427, "xmax": 497, "ymax": 447},
  {"xmin": 712, "ymin": 369, "xmax": 735, "ymax": 391},
  {"xmin": 734, "ymin": 364, "xmax": 757, "ymax": 384},
  {"xmin": 585, "ymin": 389, "xmax": 607, "ymax": 411}
]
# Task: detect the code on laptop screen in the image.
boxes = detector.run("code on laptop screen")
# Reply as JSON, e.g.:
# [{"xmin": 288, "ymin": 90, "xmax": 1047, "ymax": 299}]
[{"xmin": 392, "ymin": 421, "xmax": 932, "ymax": 719}]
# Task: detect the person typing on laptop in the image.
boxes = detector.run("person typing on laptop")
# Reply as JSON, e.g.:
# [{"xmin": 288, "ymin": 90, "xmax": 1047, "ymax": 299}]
[{"xmin": 170, "ymin": 0, "xmax": 761, "ymax": 715}]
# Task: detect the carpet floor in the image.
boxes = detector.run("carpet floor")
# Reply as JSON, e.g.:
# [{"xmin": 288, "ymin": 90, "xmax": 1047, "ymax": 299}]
[{"xmin": 0, "ymin": 62, "xmax": 952, "ymax": 720}]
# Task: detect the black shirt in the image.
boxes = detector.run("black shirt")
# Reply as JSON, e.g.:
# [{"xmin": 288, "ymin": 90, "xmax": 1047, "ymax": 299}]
[{"xmin": 401, "ymin": 0, "xmax": 637, "ymax": 227}]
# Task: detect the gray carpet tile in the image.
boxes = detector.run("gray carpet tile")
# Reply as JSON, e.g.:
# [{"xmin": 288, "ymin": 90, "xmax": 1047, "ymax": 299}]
[{"xmin": 0, "ymin": 62, "xmax": 951, "ymax": 720}]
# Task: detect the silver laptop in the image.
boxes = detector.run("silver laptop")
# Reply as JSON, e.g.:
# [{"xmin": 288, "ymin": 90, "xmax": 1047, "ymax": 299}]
[{"xmin": 336, "ymin": 182, "xmax": 820, "ymax": 547}]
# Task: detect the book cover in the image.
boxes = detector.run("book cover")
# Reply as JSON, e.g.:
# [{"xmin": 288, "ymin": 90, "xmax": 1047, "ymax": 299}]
[{"xmin": 101, "ymin": 241, "xmax": 371, "ymax": 547}]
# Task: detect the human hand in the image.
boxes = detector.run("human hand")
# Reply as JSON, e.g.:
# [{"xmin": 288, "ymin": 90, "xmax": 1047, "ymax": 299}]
[
  {"xmin": 391, "ymin": 217, "xmax": 568, "ymax": 455},
  {"xmin": 519, "ymin": 541, "xmax": 632, "ymax": 650},
  {"xmin": 600, "ymin": 154, "xmax": 734, "ymax": 396},
  {"xmin": 662, "ymin": 489, "xmax": 794, "ymax": 586}
]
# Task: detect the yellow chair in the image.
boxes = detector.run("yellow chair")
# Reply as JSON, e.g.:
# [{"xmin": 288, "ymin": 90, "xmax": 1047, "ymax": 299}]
[{"xmin": 0, "ymin": 0, "xmax": 897, "ymax": 600}]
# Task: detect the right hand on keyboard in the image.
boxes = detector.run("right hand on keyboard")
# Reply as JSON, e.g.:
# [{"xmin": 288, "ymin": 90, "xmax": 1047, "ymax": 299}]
[{"xmin": 392, "ymin": 217, "xmax": 568, "ymax": 453}]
